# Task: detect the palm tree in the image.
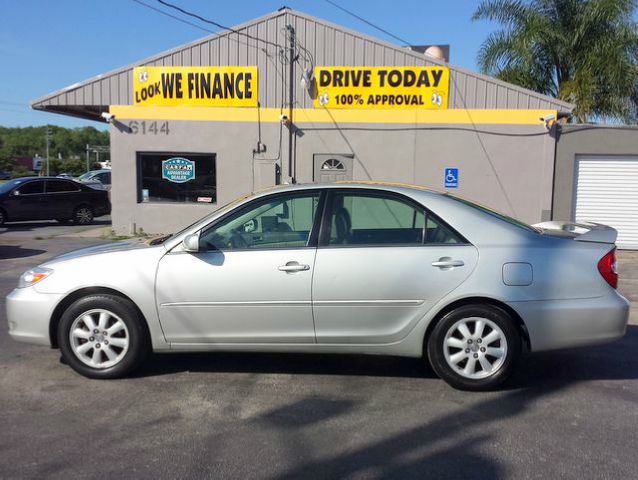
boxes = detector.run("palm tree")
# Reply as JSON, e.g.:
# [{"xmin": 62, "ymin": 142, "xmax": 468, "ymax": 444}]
[{"xmin": 472, "ymin": 0, "xmax": 638, "ymax": 122}]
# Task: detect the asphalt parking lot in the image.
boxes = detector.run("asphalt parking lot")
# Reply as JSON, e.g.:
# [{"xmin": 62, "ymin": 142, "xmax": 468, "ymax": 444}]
[{"xmin": 1, "ymin": 222, "xmax": 637, "ymax": 479}]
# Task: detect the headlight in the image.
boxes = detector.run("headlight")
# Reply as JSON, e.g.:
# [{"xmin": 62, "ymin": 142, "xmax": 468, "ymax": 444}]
[{"xmin": 18, "ymin": 267, "xmax": 53, "ymax": 288}]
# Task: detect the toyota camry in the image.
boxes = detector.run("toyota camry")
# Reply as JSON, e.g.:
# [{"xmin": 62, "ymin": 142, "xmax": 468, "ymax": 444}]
[{"xmin": 6, "ymin": 183, "xmax": 629, "ymax": 390}]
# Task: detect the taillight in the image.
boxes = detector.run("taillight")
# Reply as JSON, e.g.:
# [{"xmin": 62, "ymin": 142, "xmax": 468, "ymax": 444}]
[{"xmin": 597, "ymin": 248, "xmax": 618, "ymax": 289}]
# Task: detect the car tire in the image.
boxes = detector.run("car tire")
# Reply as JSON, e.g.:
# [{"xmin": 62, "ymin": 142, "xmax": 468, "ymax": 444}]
[
  {"xmin": 57, "ymin": 294, "xmax": 149, "ymax": 379},
  {"xmin": 72, "ymin": 205, "xmax": 94, "ymax": 225},
  {"xmin": 427, "ymin": 304, "xmax": 521, "ymax": 391},
  {"xmin": 0, "ymin": 208, "xmax": 5, "ymax": 226}
]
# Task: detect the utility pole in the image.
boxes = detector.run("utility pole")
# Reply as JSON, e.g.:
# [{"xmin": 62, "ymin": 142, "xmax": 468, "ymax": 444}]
[
  {"xmin": 286, "ymin": 24, "xmax": 296, "ymax": 183},
  {"xmin": 45, "ymin": 127, "xmax": 51, "ymax": 176},
  {"xmin": 85, "ymin": 145, "xmax": 109, "ymax": 172}
]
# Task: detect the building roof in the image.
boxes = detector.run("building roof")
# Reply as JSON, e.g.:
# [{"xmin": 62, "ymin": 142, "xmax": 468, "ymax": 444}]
[{"xmin": 32, "ymin": 7, "xmax": 573, "ymax": 121}]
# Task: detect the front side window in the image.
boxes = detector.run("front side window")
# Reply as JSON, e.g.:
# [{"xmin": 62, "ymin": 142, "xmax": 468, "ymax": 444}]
[
  {"xmin": 199, "ymin": 192, "xmax": 321, "ymax": 251},
  {"xmin": 15, "ymin": 181, "xmax": 44, "ymax": 195},
  {"xmin": 325, "ymin": 191, "xmax": 464, "ymax": 246},
  {"xmin": 138, "ymin": 152, "xmax": 216, "ymax": 204}
]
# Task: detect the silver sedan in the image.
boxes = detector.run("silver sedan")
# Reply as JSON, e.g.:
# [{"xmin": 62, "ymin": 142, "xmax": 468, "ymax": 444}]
[{"xmin": 6, "ymin": 183, "xmax": 630, "ymax": 390}]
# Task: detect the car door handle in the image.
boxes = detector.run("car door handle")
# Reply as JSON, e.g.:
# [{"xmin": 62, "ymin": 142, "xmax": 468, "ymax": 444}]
[
  {"xmin": 431, "ymin": 258, "xmax": 464, "ymax": 268},
  {"xmin": 278, "ymin": 262, "xmax": 310, "ymax": 273}
]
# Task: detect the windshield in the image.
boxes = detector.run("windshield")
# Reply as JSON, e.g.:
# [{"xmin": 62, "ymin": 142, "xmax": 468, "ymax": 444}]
[
  {"xmin": 77, "ymin": 172, "xmax": 94, "ymax": 181},
  {"xmin": 0, "ymin": 178, "xmax": 31, "ymax": 194},
  {"xmin": 446, "ymin": 194, "xmax": 540, "ymax": 233}
]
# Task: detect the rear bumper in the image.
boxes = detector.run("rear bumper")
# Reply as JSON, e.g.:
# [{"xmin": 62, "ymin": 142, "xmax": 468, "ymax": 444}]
[
  {"xmin": 509, "ymin": 292, "xmax": 630, "ymax": 352},
  {"xmin": 6, "ymin": 287, "xmax": 63, "ymax": 346}
]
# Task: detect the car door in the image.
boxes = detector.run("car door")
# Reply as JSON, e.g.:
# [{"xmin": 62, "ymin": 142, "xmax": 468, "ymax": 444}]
[
  {"xmin": 4, "ymin": 179, "xmax": 46, "ymax": 220},
  {"xmin": 44, "ymin": 179, "xmax": 82, "ymax": 219},
  {"xmin": 312, "ymin": 189, "xmax": 479, "ymax": 344},
  {"xmin": 156, "ymin": 190, "xmax": 323, "ymax": 344}
]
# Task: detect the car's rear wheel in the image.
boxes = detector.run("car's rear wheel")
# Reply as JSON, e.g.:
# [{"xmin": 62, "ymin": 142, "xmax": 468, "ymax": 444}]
[
  {"xmin": 0, "ymin": 208, "xmax": 5, "ymax": 226},
  {"xmin": 58, "ymin": 294, "xmax": 149, "ymax": 379},
  {"xmin": 73, "ymin": 205, "xmax": 94, "ymax": 225},
  {"xmin": 427, "ymin": 304, "xmax": 521, "ymax": 391}
]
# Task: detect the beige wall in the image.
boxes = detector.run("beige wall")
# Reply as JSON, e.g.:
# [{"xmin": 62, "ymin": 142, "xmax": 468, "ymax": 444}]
[
  {"xmin": 110, "ymin": 119, "xmax": 556, "ymax": 235},
  {"xmin": 553, "ymin": 125, "xmax": 638, "ymax": 221}
]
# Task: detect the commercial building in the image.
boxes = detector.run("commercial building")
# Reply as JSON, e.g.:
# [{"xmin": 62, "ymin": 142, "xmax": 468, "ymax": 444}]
[{"xmin": 32, "ymin": 8, "xmax": 638, "ymax": 248}]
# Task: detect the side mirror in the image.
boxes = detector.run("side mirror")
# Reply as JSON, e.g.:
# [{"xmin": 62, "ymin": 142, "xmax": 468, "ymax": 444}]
[{"xmin": 182, "ymin": 233, "xmax": 200, "ymax": 253}]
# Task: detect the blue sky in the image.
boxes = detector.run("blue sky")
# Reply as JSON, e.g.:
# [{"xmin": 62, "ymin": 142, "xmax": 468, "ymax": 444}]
[{"xmin": 0, "ymin": 0, "xmax": 497, "ymax": 129}]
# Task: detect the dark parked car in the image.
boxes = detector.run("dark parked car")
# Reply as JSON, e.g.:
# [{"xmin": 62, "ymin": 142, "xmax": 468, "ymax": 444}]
[{"xmin": 0, "ymin": 177, "xmax": 110, "ymax": 226}]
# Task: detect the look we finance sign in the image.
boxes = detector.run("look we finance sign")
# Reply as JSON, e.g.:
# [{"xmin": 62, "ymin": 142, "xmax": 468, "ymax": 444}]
[
  {"xmin": 133, "ymin": 66, "xmax": 258, "ymax": 107},
  {"xmin": 314, "ymin": 66, "xmax": 449, "ymax": 109}
]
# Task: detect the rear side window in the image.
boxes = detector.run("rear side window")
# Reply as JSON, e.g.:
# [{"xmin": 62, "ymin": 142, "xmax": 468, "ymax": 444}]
[
  {"xmin": 447, "ymin": 194, "xmax": 539, "ymax": 233},
  {"xmin": 16, "ymin": 181, "xmax": 44, "ymax": 195},
  {"xmin": 46, "ymin": 180, "xmax": 80, "ymax": 193},
  {"xmin": 324, "ymin": 192, "xmax": 465, "ymax": 246}
]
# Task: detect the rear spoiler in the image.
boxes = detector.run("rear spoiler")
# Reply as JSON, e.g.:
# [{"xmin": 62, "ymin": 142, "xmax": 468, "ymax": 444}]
[{"xmin": 533, "ymin": 221, "xmax": 618, "ymax": 244}]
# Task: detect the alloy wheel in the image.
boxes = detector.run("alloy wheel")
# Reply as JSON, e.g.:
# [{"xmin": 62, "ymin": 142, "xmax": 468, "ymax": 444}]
[
  {"xmin": 74, "ymin": 207, "xmax": 93, "ymax": 224},
  {"xmin": 442, "ymin": 316, "xmax": 508, "ymax": 380},
  {"xmin": 69, "ymin": 309, "xmax": 130, "ymax": 369}
]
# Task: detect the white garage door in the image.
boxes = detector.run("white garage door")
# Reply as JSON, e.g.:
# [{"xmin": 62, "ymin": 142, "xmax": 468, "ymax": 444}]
[{"xmin": 574, "ymin": 155, "xmax": 638, "ymax": 250}]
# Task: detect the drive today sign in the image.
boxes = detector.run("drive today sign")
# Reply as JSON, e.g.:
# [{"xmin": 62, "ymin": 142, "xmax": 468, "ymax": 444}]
[
  {"xmin": 314, "ymin": 66, "xmax": 449, "ymax": 109},
  {"xmin": 162, "ymin": 157, "xmax": 195, "ymax": 183},
  {"xmin": 133, "ymin": 66, "xmax": 258, "ymax": 107}
]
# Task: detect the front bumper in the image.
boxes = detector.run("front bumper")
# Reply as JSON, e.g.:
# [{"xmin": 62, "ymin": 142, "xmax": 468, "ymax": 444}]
[
  {"xmin": 6, "ymin": 287, "xmax": 64, "ymax": 346},
  {"xmin": 509, "ymin": 292, "xmax": 630, "ymax": 352}
]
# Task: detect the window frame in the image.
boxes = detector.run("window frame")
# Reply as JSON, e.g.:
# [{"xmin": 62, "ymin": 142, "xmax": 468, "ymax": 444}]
[
  {"xmin": 197, "ymin": 189, "xmax": 327, "ymax": 253},
  {"xmin": 136, "ymin": 151, "xmax": 217, "ymax": 205},
  {"xmin": 317, "ymin": 188, "xmax": 470, "ymax": 248}
]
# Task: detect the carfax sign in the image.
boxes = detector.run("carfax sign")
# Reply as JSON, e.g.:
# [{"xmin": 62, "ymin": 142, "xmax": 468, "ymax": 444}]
[
  {"xmin": 133, "ymin": 66, "xmax": 258, "ymax": 107},
  {"xmin": 162, "ymin": 157, "xmax": 195, "ymax": 183},
  {"xmin": 314, "ymin": 66, "xmax": 449, "ymax": 109}
]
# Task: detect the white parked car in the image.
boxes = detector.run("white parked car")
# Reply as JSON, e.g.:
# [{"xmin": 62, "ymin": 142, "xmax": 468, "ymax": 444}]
[
  {"xmin": 77, "ymin": 169, "xmax": 111, "ymax": 191},
  {"xmin": 6, "ymin": 183, "xmax": 629, "ymax": 390}
]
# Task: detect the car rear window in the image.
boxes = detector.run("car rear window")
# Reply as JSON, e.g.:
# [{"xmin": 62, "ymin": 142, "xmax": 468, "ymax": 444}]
[{"xmin": 446, "ymin": 194, "xmax": 540, "ymax": 233}]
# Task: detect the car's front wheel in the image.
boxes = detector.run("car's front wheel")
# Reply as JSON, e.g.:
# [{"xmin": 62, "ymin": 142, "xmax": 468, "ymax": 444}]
[
  {"xmin": 0, "ymin": 208, "xmax": 6, "ymax": 226},
  {"xmin": 427, "ymin": 304, "xmax": 521, "ymax": 391},
  {"xmin": 58, "ymin": 294, "xmax": 149, "ymax": 379}
]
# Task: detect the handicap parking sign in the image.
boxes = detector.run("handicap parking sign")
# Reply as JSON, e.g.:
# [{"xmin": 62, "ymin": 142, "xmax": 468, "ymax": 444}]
[{"xmin": 444, "ymin": 168, "xmax": 458, "ymax": 188}]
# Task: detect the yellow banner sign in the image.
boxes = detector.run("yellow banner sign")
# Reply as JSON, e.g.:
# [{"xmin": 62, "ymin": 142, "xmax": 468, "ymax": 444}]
[
  {"xmin": 133, "ymin": 66, "xmax": 258, "ymax": 107},
  {"xmin": 314, "ymin": 66, "xmax": 449, "ymax": 109}
]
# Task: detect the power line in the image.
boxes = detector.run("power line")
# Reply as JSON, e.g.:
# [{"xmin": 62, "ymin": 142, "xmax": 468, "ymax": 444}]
[
  {"xmin": 320, "ymin": 0, "xmax": 519, "ymax": 215},
  {"xmin": 0, "ymin": 100, "xmax": 28, "ymax": 107},
  {"xmin": 0, "ymin": 107, "xmax": 34, "ymax": 115},
  {"xmin": 156, "ymin": 0, "xmax": 284, "ymax": 50},
  {"xmin": 322, "ymin": 0, "xmax": 411, "ymax": 46},
  {"xmin": 131, "ymin": 0, "xmax": 215, "ymax": 34},
  {"xmin": 132, "ymin": 0, "xmax": 287, "ymax": 87}
]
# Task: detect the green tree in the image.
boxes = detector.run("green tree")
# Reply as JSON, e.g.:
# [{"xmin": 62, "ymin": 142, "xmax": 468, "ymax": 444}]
[
  {"xmin": 0, "ymin": 126, "xmax": 108, "ymax": 174},
  {"xmin": 472, "ymin": 0, "xmax": 638, "ymax": 122}
]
